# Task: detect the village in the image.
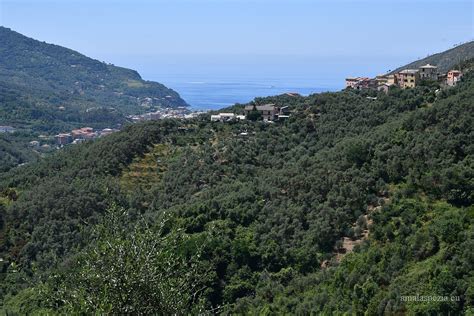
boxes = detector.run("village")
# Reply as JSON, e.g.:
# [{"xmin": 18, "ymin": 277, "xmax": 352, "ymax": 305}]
[
  {"xmin": 345, "ymin": 64, "xmax": 463, "ymax": 92},
  {"xmin": 127, "ymin": 106, "xmax": 205, "ymax": 122},
  {"xmin": 53, "ymin": 107, "xmax": 206, "ymax": 146},
  {"xmin": 53, "ymin": 127, "xmax": 120, "ymax": 146},
  {"xmin": 0, "ymin": 65, "xmax": 465, "ymax": 147},
  {"xmin": 210, "ymin": 104, "xmax": 292, "ymax": 123},
  {"xmin": 209, "ymin": 64, "xmax": 465, "ymax": 124}
]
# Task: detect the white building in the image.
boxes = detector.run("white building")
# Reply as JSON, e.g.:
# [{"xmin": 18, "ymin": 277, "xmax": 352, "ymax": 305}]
[
  {"xmin": 211, "ymin": 113, "xmax": 239, "ymax": 122},
  {"xmin": 0, "ymin": 126, "xmax": 15, "ymax": 133}
]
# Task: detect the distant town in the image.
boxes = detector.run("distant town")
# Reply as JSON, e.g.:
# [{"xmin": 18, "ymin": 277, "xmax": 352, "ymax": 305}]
[
  {"xmin": 127, "ymin": 106, "xmax": 205, "ymax": 122},
  {"xmin": 51, "ymin": 107, "xmax": 208, "ymax": 146},
  {"xmin": 0, "ymin": 106, "xmax": 208, "ymax": 148}
]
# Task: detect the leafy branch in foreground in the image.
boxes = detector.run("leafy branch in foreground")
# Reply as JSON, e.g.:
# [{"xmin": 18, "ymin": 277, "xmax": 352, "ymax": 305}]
[{"xmin": 27, "ymin": 206, "xmax": 213, "ymax": 314}]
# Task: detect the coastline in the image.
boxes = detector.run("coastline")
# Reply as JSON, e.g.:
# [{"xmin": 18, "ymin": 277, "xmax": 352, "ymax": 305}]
[{"xmin": 147, "ymin": 75, "xmax": 340, "ymax": 111}]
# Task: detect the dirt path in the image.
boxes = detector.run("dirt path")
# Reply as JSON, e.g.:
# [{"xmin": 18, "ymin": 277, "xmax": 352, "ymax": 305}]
[{"xmin": 321, "ymin": 197, "xmax": 388, "ymax": 268}]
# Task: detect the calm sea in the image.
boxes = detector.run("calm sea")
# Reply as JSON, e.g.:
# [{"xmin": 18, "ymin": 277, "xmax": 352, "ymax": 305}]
[
  {"xmin": 151, "ymin": 75, "xmax": 340, "ymax": 111},
  {"xmin": 121, "ymin": 54, "xmax": 403, "ymax": 111}
]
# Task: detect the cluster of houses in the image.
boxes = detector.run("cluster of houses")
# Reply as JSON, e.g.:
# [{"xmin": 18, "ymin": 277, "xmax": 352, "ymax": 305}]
[
  {"xmin": 128, "ymin": 107, "xmax": 205, "ymax": 122},
  {"xmin": 211, "ymin": 104, "xmax": 291, "ymax": 123},
  {"xmin": 244, "ymin": 104, "xmax": 291, "ymax": 121},
  {"xmin": 28, "ymin": 140, "xmax": 54, "ymax": 151},
  {"xmin": 54, "ymin": 108, "xmax": 207, "ymax": 147},
  {"xmin": 346, "ymin": 64, "xmax": 463, "ymax": 93},
  {"xmin": 54, "ymin": 127, "xmax": 119, "ymax": 145},
  {"xmin": 210, "ymin": 113, "xmax": 246, "ymax": 122}
]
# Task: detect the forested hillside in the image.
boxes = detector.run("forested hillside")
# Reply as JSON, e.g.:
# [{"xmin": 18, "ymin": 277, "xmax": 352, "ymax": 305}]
[
  {"xmin": 0, "ymin": 27, "xmax": 188, "ymax": 132},
  {"xmin": 391, "ymin": 41, "xmax": 474, "ymax": 74},
  {"xmin": 0, "ymin": 132, "xmax": 42, "ymax": 172},
  {"xmin": 0, "ymin": 65, "xmax": 472, "ymax": 314}
]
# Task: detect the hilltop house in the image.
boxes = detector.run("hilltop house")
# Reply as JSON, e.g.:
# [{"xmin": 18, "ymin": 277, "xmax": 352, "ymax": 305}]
[
  {"xmin": 211, "ymin": 113, "xmax": 237, "ymax": 122},
  {"xmin": 55, "ymin": 133, "xmax": 72, "ymax": 145},
  {"xmin": 244, "ymin": 104, "xmax": 279, "ymax": 121},
  {"xmin": 387, "ymin": 75, "xmax": 397, "ymax": 85},
  {"xmin": 278, "ymin": 106, "xmax": 291, "ymax": 120},
  {"xmin": 375, "ymin": 75, "xmax": 398, "ymax": 91},
  {"xmin": 378, "ymin": 82, "xmax": 395, "ymax": 94},
  {"xmin": 394, "ymin": 64, "xmax": 437, "ymax": 89},
  {"xmin": 345, "ymin": 77, "xmax": 362, "ymax": 89},
  {"xmin": 375, "ymin": 75, "xmax": 388, "ymax": 86},
  {"xmin": 396, "ymin": 69, "xmax": 419, "ymax": 89},
  {"xmin": 345, "ymin": 77, "xmax": 377, "ymax": 90},
  {"xmin": 100, "ymin": 128, "xmax": 119, "ymax": 137},
  {"xmin": 419, "ymin": 64, "xmax": 438, "ymax": 81},
  {"xmin": 447, "ymin": 70, "xmax": 462, "ymax": 86},
  {"xmin": 71, "ymin": 127, "xmax": 96, "ymax": 140}
]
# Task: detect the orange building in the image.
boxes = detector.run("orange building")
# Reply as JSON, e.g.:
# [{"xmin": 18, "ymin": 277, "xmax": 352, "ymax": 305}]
[{"xmin": 55, "ymin": 133, "xmax": 72, "ymax": 145}]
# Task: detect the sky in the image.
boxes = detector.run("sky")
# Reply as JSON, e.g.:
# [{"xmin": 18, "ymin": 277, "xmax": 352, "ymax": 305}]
[{"xmin": 0, "ymin": 0, "xmax": 473, "ymax": 89}]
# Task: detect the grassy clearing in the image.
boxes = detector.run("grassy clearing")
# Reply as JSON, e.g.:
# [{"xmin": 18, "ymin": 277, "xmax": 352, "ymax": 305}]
[{"xmin": 120, "ymin": 143, "xmax": 179, "ymax": 192}]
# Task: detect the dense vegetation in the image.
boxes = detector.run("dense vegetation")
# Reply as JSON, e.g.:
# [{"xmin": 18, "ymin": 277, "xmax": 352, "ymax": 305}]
[
  {"xmin": 0, "ymin": 132, "xmax": 42, "ymax": 173},
  {"xmin": 0, "ymin": 27, "xmax": 188, "ymax": 133},
  {"xmin": 0, "ymin": 62, "xmax": 473, "ymax": 314},
  {"xmin": 390, "ymin": 40, "xmax": 474, "ymax": 74}
]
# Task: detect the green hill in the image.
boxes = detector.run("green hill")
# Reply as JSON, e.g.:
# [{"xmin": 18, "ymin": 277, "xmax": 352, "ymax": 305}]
[
  {"xmin": 0, "ymin": 59, "xmax": 472, "ymax": 314},
  {"xmin": 390, "ymin": 41, "xmax": 474, "ymax": 74},
  {"xmin": 0, "ymin": 133, "xmax": 41, "ymax": 173},
  {"xmin": 0, "ymin": 27, "xmax": 188, "ymax": 132}
]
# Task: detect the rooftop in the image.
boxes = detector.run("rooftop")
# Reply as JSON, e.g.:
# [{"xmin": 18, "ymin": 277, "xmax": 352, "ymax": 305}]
[
  {"xmin": 419, "ymin": 64, "xmax": 437, "ymax": 69},
  {"xmin": 245, "ymin": 104, "xmax": 276, "ymax": 111},
  {"xmin": 346, "ymin": 77, "xmax": 369, "ymax": 81},
  {"xmin": 399, "ymin": 69, "xmax": 419, "ymax": 74}
]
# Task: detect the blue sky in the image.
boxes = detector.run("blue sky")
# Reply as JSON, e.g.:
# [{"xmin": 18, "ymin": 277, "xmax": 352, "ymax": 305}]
[{"xmin": 0, "ymin": 0, "xmax": 473, "ymax": 88}]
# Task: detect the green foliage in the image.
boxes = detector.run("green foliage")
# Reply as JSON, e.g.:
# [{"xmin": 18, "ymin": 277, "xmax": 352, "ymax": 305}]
[
  {"xmin": 2, "ymin": 205, "xmax": 213, "ymax": 314},
  {"xmin": 246, "ymin": 109, "xmax": 262, "ymax": 121},
  {"xmin": 238, "ymin": 197, "xmax": 474, "ymax": 315},
  {"xmin": 0, "ymin": 133, "xmax": 40, "ymax": 172},
  {"xmin": 0, "ymin": 66, "xmax": 472, "ymax": 314},
  {"xmin": 54, "ymin": 208, "xmax": 211, "ymax": 314}
]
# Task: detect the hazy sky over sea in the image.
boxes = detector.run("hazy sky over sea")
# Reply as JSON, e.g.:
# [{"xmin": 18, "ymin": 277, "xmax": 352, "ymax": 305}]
[{"xmin": 1, "ymin": 0, "xmax": 472, "ymax": 89}]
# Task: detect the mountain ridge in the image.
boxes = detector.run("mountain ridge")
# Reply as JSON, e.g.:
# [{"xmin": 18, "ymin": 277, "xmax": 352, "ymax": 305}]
[
  {"xmin": 0, "ymin": 26, "xmax": 188, "ymax": 132},
  {"xmin": 390, "ymin": 41, "xmax": 474, "ymax": 74}
]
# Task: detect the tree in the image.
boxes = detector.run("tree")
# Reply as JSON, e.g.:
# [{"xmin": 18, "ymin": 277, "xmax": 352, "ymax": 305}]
[
  {"xmin": 38, "ymin": 206, "xmax": 214, "ymax": 314},
  {"xmin": 247, "ymin": 105, "xmax": 262, "ymax": 121}
]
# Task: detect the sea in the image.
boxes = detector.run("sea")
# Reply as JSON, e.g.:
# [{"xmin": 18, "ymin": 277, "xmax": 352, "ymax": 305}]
[
  {"xmin": 118, "ymin": 54, "xmax": 401, "ymax": 111},
  {"xmin": 148, "ymin": 74, "xmax": 340, "ymax": 111}
]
